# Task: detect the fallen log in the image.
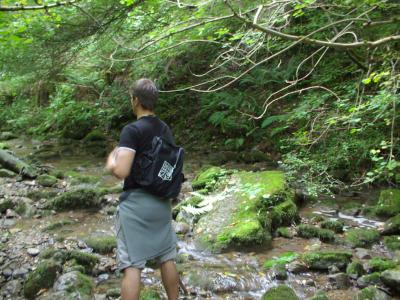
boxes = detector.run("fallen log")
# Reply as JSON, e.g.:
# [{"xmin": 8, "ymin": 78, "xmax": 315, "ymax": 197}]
[{"xmin": 0, "ymin": 149, "xmax": 38, "ymax": 178}]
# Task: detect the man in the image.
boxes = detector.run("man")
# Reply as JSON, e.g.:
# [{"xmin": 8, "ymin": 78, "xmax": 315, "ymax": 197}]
[{"xmin": 106, "ymin": 78, "xmax": 179, "ymax": 300}]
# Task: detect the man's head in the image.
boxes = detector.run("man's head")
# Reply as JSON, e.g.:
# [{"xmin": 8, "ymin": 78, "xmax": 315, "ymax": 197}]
[{"xmin": 129, "ymin": 78, "xmax": 158, "ymax": 115}]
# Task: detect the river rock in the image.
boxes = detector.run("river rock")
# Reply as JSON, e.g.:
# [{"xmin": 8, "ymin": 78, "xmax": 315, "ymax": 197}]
[
  {"xmin": 272, "ymin": 264, "xmax": 288, "ymax": 280},
  {"xmin": 53, "ymin": 271, "xmax": 93, "ymax": 296},
  {"xmin": 5, "ymin": 209, "xmax": 18, "ymax": 219},
  {"xmin": 0, "ymin": 132, "xmax": 17, "ymax": 141},
  {"xmin": 302, "ymin": 251, "xmax": 352, "ymax": 271},
  {"xmin": 328, "ymin": 272, "xmax": 350, "ymax": 289},
  {"xmin": 355, "ymin": 286, "xmax": 390, "ymax": 300},
  {"xmin": 380, "ymin": 268, "xmax": 400, "ymax": 292},
  {"xmin": 287, "ymin": 261, "xmax": 308, "ymax": 274},
  {"xmin": 0, "ymin": 169, "xmax": 15, "ymax": 178},
  {"xmin": 12, "ymin": 267, "xmax": 29, "ymax": 278},
  {"xmin": 173, "ymin": 221, "xmax": 190, "ymax": 235},
  {"xmin": 27, "ymin": 248, "xmax": 40, "ymax": 257},
  {"xmin": 355, "ymin": 248, "xmax": 372, "ymax": 260},
  {"xmin": 357, "ymin": 273, "xmax": 381, "ymax": 288},
  {"xmin": 2, "ymin": 268, "xmax": 13, "ymax": 278},
  {"xmin": 382, "ymin": 214, "xmax": 400, "ymax": 235},
  {"xmin": 262, "ymin": 285, "xmax": 299, "ymax": 300},
  {"xmin": 0, "ymin": 279, "xmax": 22, "ymax": 298}
]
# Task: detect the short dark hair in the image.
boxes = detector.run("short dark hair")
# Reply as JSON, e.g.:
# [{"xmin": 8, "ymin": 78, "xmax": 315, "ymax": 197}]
[{"xmin": 129, "ymin": 78, "xmax": 158, "ymax": 111}]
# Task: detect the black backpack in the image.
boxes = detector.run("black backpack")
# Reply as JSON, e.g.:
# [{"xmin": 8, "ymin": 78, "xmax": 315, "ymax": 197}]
[{"xmin": 132, "ymin": 124, "xmax": 184, "ymax": 199}]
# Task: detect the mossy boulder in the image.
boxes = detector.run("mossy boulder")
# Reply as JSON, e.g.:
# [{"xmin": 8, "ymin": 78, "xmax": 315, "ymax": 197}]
[
  {"xmin": 0, "ymin": 168, "xmax": 16, "ymax": 177},
  {"xmin": 263, "ymin": 252, "xmax": 298, "ymax": 270},
  {"xmin": 320, "ymin": 219, "xmax": 344, "ymax": 233},
  {"xmin": 83, "ymin": 129, "xmax": 107, "ymax": 142},
  {"xmin": 53, "ymin": 271, "xmax": 93, "ymax": 297},
  {"xmin": 374, "ymin": 189, "xmax": 400, "ymax": 218},
  {"xmin": 382, "ymin": 214, "xmax": 400, "ymax": 235},
  {"xmin": 27, "ymin": 189, "xmax": 58, "ymax": 201},
  {"xmin": 309, "ymin": 292, "xmax": 330, "ymax": 300},
  {"xmin": 381, "ymin": 268, "xmax": 400, "ymax": 292},
  {"xmin": 65, "ymin": 171, "xmax": 100, "ymax": 186},
  {"xmin": 302, "ymin": 251, "xmax": 352, "ymax": 270},
  {"xmin": 194, "ymin": 170, "xmax": 296, "ymax": 252},
  {"xmin": 357, "ymin": 272, "xmax": 382, "ymax": 288},
  {"xmin": 48, "ymin": 188, "xmax": 102, "ymax": 211},
  {"xmin": 40, "ymin": 249, "xmax": 99, "ymax": 274},
  {"xmin": 346, "ymin": 261, "xmax": 365, "ymax": 279},
  {"xmin": 85, "ymin": 236, "xmax": 116, "ymax": 254},
  {"xmin": 366, "ymin": 257, "xmax": 396, "ymax": 273},
  {"xmin": 191, "ymin": 166, "xmax": 229, "ymax": 192},
  {"xmin": 23, "ymin": 259, "xmax": 62, "ymax": 298},
  {"xmin": 37, "ymin": 174, "xmax": 58, "ymax": 187},
  {"xmin": 297, "ymin": 224, "xmax": 335, "ymax": 242},
  {"xmin": 384, "ymin": 235, "xmax": 400, "ymax": 251},
  {"xmin": 355, "ymin": 286, "xmax": 389, "ymax": 300},
  {"xmin": 261, "ymin": 285, "xmax": 299, "ymax": 300},
  {"xmin": 345, "ymin": 228, "xmax": 380, "ymax": 248},
  {"xmin": 276, "ymin": 227, "xmax": 293, "ymax": 238}
]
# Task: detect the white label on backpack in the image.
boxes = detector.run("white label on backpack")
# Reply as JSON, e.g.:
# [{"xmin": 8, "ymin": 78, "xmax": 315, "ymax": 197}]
[{"xmin": 158, "ymin": 161, "xmax": 174, "ymax": 181}]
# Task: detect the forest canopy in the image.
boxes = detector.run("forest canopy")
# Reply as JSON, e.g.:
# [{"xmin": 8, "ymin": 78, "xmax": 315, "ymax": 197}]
[{"xmin": 0, "ymin": 0, "xmax": 399, "ymax": 195}]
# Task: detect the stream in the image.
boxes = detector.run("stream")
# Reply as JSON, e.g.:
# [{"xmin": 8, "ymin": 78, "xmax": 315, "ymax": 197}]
[{"xmin": 0, "ymin": 137, "xmax": 396, "ymax": 300}]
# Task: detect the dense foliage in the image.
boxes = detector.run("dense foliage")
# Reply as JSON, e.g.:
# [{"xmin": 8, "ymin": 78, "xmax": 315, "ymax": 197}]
[{"xmin": 0, "ymin": 0, "xmax": 399, "ymax": 194}]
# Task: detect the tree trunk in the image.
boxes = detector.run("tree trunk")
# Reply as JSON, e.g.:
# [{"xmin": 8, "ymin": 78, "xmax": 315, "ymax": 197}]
[{"xmin": 0, "ymin": 150, "xmax": 38, "ymax": 178}]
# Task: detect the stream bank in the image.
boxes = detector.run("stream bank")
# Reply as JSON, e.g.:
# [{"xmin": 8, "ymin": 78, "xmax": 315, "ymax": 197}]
[{"xmin": 0, "ymin": 137, "xmax": 399, "ymax": 300}]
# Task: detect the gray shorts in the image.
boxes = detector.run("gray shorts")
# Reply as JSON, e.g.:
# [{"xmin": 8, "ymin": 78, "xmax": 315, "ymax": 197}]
[{"xmin": 115, "ymin": 206, "xmax": 177, "ymax": 270}]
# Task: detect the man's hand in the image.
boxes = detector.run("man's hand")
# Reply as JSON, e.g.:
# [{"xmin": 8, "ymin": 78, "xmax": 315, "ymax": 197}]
[{"xmin": 106, "ymin": 147, "xmax": 136, "ymax": 179}]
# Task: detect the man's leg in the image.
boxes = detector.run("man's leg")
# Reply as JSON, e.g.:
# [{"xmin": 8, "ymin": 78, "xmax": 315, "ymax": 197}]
[
  {"xmin": 160, "ymin": 260, "xmax": 179, "ymax": 300},
  {"xmin": 121, "ymin": 267, "xmax": 141, "ymax": 300}
]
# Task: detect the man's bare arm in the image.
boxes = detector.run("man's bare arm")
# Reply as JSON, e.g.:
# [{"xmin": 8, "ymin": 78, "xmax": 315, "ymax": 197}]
[{"xmin": 106, "ymin": 147, "xmax": 135, "ymax": 179}]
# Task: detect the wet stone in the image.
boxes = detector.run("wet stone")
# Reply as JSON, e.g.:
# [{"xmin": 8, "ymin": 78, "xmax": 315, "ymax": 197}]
[
  {"xmin": 0, "ymin": 279, "xmax": 22, "ymax": 297},
  {"xmin": 328, "ymin": 265, "xmax": 340, "ymax": 274},
  {"xmin": 355, "ymin": 248, "xmax": 372, "ymax": 260},
  {"xmin": 12, "ymin": 267, "xmax": 29, "ymax": 278},
  {"xmin": 27, "ymin": 248, "xmax": 40, "ymax": 257},
  {"xmin": 272, "ymin": 264, "xmax": 288, "ymax": 280},
  {"xmin": 173, "ymin": 221, "xmax": 190, "ymax": 235},
  {"xmin": 328, "ymin": 272, "xmax": 350, "ymax": 289},
  {"xmin": 2, "ymin": 268, "xmax": 12, "ymax": 278},
  {"xmin": 287, "ymin": 261, "xmax": 308, "ymax": 274}
]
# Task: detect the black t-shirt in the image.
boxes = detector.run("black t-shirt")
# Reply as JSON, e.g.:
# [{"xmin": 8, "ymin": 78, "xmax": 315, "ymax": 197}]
[{"xmin": 118, "ymin": 115, "xmax": 175, "ymax": 191}]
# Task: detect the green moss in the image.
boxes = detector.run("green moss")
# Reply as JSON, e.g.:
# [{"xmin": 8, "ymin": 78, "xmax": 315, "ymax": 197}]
[
  {"xmin": 0, "ymin": 168, "xmax": 15, "ymax": 177},
  {"xmin": 367, "ymin": 257, "xmax": 396, "ymax": 272},
  {"xmin": 140, "ymin": 287, "xmax": 161, "ymax": 300},
  {"xmin": 320, "ymin": 219, "xmax": 344, "ymax": 233},
  {"xmin": 44, "ymin": 219, "xmax": 75, "ymax": 231},
  {"xmin": 346, "ymin": 261, "xmax": 365, "ymax": 278},
  {"xmin": 0, "ymin": 199, "xmax": 13, "ymax": 213},
  {"xmin": 297, "ymin": 224, "xmax": 335, "ymax": 242},
  {"xmin": 276, "ymin": 227, "xmax": 293, "ymax": 238},
  {"xmin": 23, "ymin": 259, "xmax": 61, "ymax": 298},
  {"xmin": 49, "ymin": 170, "xmax": 65, "ymax": 179},
  {"xmin": 345, "ymin": 228, "xmax": 380, "ymax": 248},
  {"xmin": 384, "ymin": 235, "xmax": 400, "ymax": 251},
  {"xmin": 106, "ymin": 288, "xmax": 121, "ymax": 298},
  {"xmin": 358, "ymin": 272, "xmax": 381, "ymax": 286},
  {"xmin": 65, "ymin": 171, "xmax": 100, "ymax": 185},
  {"xmin": 374, "ymin": 189, "xmax": 400, "ymax": 217},
  {"xmin": 309, "ymin": 292, "xmax": 330, "ymax": 300},
  {"xmin": 302, "ymin": 251, "xmax": 352, "ymax": 270},
  {"xmin": 66, "ymin": 272, "xmax": 93, "ymax": 296},
  {"xmin": 271, "ymin": 200, "xmax": 299, "ymax": 228},
  {"xmin": 37, "ymin": 174, "xmax": 58, "ymax": 187},
  {"xmin": 263, "ymin": 252, "xmax": 298, "ymax": 270},
  {"xmin": 0, "ymin": 142, "xmax": 10, "ymax": 149},
  {"xmin": 382, "ymin": 214, "xmax": 400, "ymax": 235},
  {"xmin": 66, "ymin": 251, "xmax": 99, "ymax": 274},
  {"xmin": 27, "ymin": 189, "xmax": 58, "ymax": 200},
  {"xmin": 49, "ymin": 188, "xmax": 101, "ymax": 211},
  {"xmin": 85, "ymin": 236, "xmax": 117, "ymax": 254},
  {"xmin": 83, "ymin": 129, "xmax": 106, "ymax": 142},
  {"xmin": 261, "ymin": 285, "xmax": 299, "ymax": 300},
  {"xmin": 191, "ymin": 166, "xmax": 229, "ymax": 192},
  {"xmin": 356, "ymin": 286, "xmax": 388, "ymax": 300}
]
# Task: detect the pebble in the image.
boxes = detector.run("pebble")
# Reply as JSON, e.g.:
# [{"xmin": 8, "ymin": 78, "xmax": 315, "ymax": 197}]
[
  {"xmin": 12, "ymin": 267, "xmax": 28, "ymax": 278},
  {"xmin": 2, "ymin": 268, "xmax": 12, "ymax": 278},
  {"xmin": 27, "ymin": 248, "xmax": 40, "ymax": 257}
]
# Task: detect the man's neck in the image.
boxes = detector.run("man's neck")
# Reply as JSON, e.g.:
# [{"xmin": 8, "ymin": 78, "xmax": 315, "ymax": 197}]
[{"xmin": 136, "ymin": 110, "xmax": 155, "ymax": 119}]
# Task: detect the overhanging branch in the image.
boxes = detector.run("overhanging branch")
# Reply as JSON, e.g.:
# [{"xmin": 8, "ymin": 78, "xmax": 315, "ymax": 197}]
[{"xmin": 0, "ymin": 0, "xmax": 79, "ymax": 12}]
